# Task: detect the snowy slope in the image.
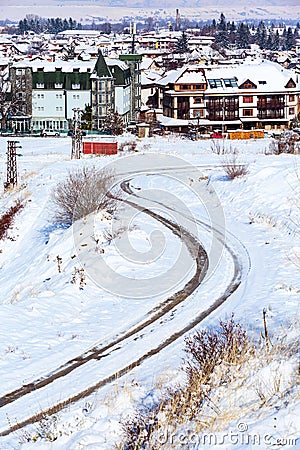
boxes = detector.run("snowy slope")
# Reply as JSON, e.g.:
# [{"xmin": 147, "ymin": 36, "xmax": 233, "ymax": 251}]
[{"xmin": 0, "ymin": 135, "xmax": 299, "ymax": 448}]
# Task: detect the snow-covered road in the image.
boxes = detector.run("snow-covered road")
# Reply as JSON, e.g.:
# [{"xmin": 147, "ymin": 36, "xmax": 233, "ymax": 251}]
[{"xmin": 0, "ymin": 152, "xmax": 246, "ymax": 436}]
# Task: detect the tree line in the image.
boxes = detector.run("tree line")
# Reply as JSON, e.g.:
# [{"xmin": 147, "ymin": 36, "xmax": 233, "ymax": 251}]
[
  {"xmin": 18, "ymin": 16, "xmax": 82, "ymax": 35},
  {"xmin": 204, "ymin": 14, "xmax": 299, "ymax": 51},
  {"xmin": 10, "ymin": 12, "xmax": 300, "ymax": 52}
]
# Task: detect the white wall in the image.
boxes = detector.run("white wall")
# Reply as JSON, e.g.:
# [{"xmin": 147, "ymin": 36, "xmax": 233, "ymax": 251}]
[
  {"xmin": 115, "ymin": 85, "xmax": 130, "ymax": 116},
  {"xmin": 65, "ymin": 90, "xmax": 91, "ymax": 120}
]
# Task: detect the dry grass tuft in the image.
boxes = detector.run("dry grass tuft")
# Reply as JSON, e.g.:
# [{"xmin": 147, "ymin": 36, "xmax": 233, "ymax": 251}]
[{"xmin": 117, "ymin": 315, "xmax": 299, "ymax": 450}]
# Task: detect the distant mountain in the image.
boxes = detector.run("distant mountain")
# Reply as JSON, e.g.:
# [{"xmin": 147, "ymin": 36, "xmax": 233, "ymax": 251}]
[
  {"xmin": 45, "ymin": 0, "xmax": 299, "ymax": 5},
  {"xmin": 5, "ymin": 0, "xmax": 300, "ymax": 6},
  {"xmin": 2, "ymin": 0, "xmax": 299, "ymax": 21}
]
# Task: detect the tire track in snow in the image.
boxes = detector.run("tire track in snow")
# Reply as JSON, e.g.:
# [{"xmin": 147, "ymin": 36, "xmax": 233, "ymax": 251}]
[{"xmin": 0, "ymin": 172, "xmax": 248, "ymax": 437}]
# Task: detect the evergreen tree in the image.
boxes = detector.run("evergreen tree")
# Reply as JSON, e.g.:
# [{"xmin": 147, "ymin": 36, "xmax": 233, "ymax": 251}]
[
  {"xmin": 284, "ymin": 27, "xmax": 295, "ymax": 50},
  {"xmin": 228, "ymin": 21, "xmax": 236, "ymax": 45},
  {"xmin": 236, "ymin": 22, "xmax": 251, "ymax": 48},
  {"xmin": 266, "ymin": 32, "xmax": 273, "ymax": 50},
  {"xmin": 255, "ymin": 21, "xmax": 267, "ymax": 49},
  {"xmin": 215, "ymin": 13, "xmax": 229, "ymax": 49},
  {"xmin": 81, "ymin": 105, "xmax": 92, "ymax": 130},
  {"xmin": 101, "ymin": 110, "xmax": 124, "ymax": 135},
  {"xmin": 273, "ymin": 30, "xmax": 280, "ymax": 51},
  {"xmin": 174, "ymin": 31, "xmax": 189, "ymax": 53}
]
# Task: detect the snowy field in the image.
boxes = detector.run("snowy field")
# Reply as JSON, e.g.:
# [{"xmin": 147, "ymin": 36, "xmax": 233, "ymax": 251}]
[{"xmin": 0, "ymin": 134, "xmax": 299, "ymax": 448}]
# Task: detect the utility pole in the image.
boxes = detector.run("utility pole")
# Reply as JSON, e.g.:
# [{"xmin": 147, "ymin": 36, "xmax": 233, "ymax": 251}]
[
  {"xmin": 130, "ymin": 22, "xmax": 136, "ymax": 54},
  {"xmin": 71, "ymin": 108, "xmax": 83, "ymax": 159},
  {"xmin": 4, "ymin": 140, "xmax": 21, "ymax": 190}
]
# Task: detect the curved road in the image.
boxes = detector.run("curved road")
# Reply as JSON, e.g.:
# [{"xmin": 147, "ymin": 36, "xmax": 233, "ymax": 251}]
[{"xmin": 0, "ymin": 171, "xmax": 249, "ymax": 437}]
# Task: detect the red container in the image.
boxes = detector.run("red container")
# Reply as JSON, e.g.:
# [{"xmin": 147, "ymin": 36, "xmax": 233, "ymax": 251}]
[{"xmin": 83, "ymin": 142, "xmax": 118, "ymax": 155}]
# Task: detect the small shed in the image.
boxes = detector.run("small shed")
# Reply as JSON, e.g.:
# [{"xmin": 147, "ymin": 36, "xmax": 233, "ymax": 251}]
[
  {"xmin": 137, "ymin": 123, "xmax": 150, "ymax": 138},
  {"xmin": 82, "ymin": 140, "xmax": 118, "ymax": 155}
]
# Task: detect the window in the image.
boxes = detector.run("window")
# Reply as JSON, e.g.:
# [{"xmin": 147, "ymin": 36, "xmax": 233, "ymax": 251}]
[
  {"xmin": 178, "ymin": 84, "xmax": 189, "ymax": 90},
  {"xmin": 193, "ymin": 109, "xmax": 204, "ymax": 117},
  {"xmin": 37, "ymin": 93, "xmax": 44, "ymax": 99},
  {"xmin": 239, "ymin": 79, "xmax": 257, "ymax": 89},
  {"xmin": 289, "ymin": 107, "xmax": 295, "ymax": 115},
  {"xmin": 208, "ymin": 79, "xmax": 222, "ymax": 88},
  {"xmin": 55, "ymin": 68, "xmax": 62, "ymax": 72},
  {"xmin": 243, "ymin": 96, "xmax": 253, "ymax": 104},
  {"xmin": 72, "ymin": 83, "xmax": 80, "ymax": 89},
  {"xmin": 73, "ymin": 94, "xmax": 80, "ymax": 99},
  {"xmin": 223, "ymin": 78, "xmax": 238, "ymax": 88},
  {"xmin": 258, "ymin": 80, "xmax": 267, "ymax": 85},
  {"xmin": 73, "ymin": 68, "xmax": 80, "ymax": 72},
  {"xmin": 243, "ymin": 109, "xmax": 253, "ymax": 116},
  {"xmin": 193, "ymin": 97, "xmax": 203, "ymax": 104},
  {"xmin": 289, "ymin": 95, "xmax": 295, "ymax": 102},
  {"xmin": 55, "ymin": 83, "xmax": 63, "ymax": 88},
  {"xmin": 37, "ymin": 68, "xmax": 44, "ymax": 72},
  {"xmin": 193, "ymin": 84, "xmax": 205, "ymax": 90},
  {"xmin": 56, "ymin": 106, "xmax": 63, "ymax": 111},
  {"xmin": 56, "ymin": 94, "xmax": 62, "ymax": 99},
  {"xmin": 16, "ymin": 68, "xmax": 25, "ymax": 75},
  {"xmin": 36, "ymin": 83, "xmax": 44, "ymax": 88}
]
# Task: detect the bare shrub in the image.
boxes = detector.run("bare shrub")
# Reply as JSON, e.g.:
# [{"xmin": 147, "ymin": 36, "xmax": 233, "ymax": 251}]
[
  {"xmin": 51, "ymin": 166, "xmax": 116, "ymax": 225},
  {"xmin": 0, "ymin": 199, "xmax": 24, "ymax": 240},
  {"xmin": 184, "ymin": 313, "xmax": 251, "ymax": 385},
  {"xmin": 210, "ymin": 140, "xmax": 226, "ymax": 155},
  {"xmin": 118, "ymin": 141, "xmax": 137, "ymax": 152},
  {"xmin": 269, "ymin": 131, "xmax": 300, "ymax": 155},
  {"xmin": 119, "ymin": 315, "xmax": 253, "ymax": 449},
  {"xmin": 222, "ymin": 154, "xmax": 249, "ymax": 179}
]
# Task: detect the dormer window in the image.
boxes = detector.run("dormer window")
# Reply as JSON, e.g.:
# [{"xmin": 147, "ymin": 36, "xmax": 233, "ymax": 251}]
[
  {"xmin": 285, "ymin": 78, "xmax": 296, "ymax": 88},
  {"xmin": 55, "ymin": 83, "xmax": 63, "ymax": 88},
  {"xmin": 36, "ymin": 83, "xmax": 44, "ymax": 88},
  {"xmin": 239, "ymin": 79, "xmax": 257, "ymax": 89},
  {"xmin": 72, "ymin": 83, "xmax": 80, "ymax": 89},
  {"xmin": 258, "ymin": 80, "xmax": 267, "ymax": 85}
]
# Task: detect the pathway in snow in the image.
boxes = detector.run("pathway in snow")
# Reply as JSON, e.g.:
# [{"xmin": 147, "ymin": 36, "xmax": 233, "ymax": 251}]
[{"xmin": 0, "ymin": 167, "xmax": 248, "ymax": 437}]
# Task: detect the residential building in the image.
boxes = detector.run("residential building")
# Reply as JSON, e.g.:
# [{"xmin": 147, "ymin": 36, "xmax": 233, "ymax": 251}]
[
  {"xmin": 156, "ymin": 59, "xmax": 300, "ymax": 131},
  {"xmin": 119, "ymin": 54, "xmax": 142, "ymax": 122},
  {"xmin": 8, "ymin": 51, "xmax": 135, "ymax": 132}
]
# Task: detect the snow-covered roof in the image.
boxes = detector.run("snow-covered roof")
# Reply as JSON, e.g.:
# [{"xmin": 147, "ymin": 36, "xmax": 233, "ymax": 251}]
[
  {"xmin": 12, "ymin": 58, "xmax": 96, "ymax": 73},
  {"xmin": 106, "ymin": 58, "xmax": 128, "ymax": 71},
  {"xmin": 178, "ymin": 68, "xmax": 206, "ymax": 84},
  {"xmin": 141, "ymin": 70, "xmax": 163, "ymax": 86},
  {"xmin": 204, "ymin": 59, "xmax": 299, "ymax": 92}
]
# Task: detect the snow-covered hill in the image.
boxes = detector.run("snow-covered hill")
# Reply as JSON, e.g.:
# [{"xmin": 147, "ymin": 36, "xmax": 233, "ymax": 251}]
[{"xmin": 0, "ymin": 135, "xmax": 299, "ymax": 448}]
